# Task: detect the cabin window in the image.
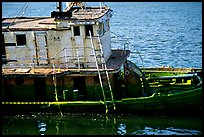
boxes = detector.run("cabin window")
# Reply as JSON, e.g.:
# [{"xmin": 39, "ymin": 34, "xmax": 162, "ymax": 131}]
[
  {"xmin": 103, "ymin": 22, "xmax": 106, "ymax": 33},
  {"xmin": 16, "ymin": 34, "xmax": 26, "ymax": 46},
  {"xmin": 106, "ymin": 20, "xmax": 110, "ymax": 31},
  {"xmin": 2, "ymin": 34, "xmax": 7, "ymax": 64},
  {"xmin": 74, "ymin": 26, "xmax": 80, "ymax": 36},
  {"xmin": 99, "ymin": 23, "xmax": 104, "ymax": 36},
  {"xmin": 2, "ymin": 34, "xmax": 6, "ymax": 55},
  {"xmin": 85, "ymin": 25, "xmax": 93, "ymax": 37}
]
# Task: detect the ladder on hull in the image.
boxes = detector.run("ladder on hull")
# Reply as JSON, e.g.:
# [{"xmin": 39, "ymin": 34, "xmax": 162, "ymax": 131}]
[{"xmin": 89, "ymin": 31, "xmax": 116, "ymax": 113}]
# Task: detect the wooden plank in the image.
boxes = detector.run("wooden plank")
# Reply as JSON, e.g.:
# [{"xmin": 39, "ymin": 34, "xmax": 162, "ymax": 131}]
[
  {"xmin": 2, "ymin": 69, "xmax": 16, "ymax": 73},
  {"xmin": 15, "ymin": 68, "xmax": 31, "ymax": 73}
]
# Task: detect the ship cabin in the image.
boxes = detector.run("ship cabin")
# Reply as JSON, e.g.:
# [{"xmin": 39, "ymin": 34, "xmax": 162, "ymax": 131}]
[{"xmin": 2, "ymin": 2, "xmax": 138, "ymax": 102}]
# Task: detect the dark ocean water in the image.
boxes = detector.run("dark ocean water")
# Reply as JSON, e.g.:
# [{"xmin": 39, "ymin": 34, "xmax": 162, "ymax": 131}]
[
  {"xmin": 2, "ymin": 2, "xmax": 202, "ymax": 135},
  {"xmin": 2, "ymin": 113, "xmax": 202, "ymax": 135}
]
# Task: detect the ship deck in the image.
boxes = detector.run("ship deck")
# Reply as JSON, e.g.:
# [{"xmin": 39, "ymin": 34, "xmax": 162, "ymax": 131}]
[{"xmin": 2, "ymin": 50, "xmax": 130, "ymax": 76}]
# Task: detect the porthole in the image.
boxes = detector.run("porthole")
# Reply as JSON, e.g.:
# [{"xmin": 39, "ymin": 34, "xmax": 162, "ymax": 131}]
[{"xmin": 125, "ymin": 70, "xmax": 130, "ymax": 75}]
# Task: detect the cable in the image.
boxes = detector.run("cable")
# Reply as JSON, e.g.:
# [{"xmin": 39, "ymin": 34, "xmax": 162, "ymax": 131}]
[{"xmin": 6, "ymin": 2, "xmax": 28, "ymax": 29}]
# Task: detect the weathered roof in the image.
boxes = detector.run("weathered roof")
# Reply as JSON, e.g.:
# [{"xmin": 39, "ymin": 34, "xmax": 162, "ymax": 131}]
[
  {"xmin": 2, "ymin": 6, "xmax": 111, "ymax": 31},
  {"xmin": 64, "ymin": 6, "xmax": 111, "ymax": 20},
  {"xmin": 2, "ymin": 17, "xmax": 56, "ymax": 31}
]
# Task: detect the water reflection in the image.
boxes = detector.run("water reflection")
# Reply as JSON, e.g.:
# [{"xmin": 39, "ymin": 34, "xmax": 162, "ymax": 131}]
[
  {"xmin": 2, "ymin": 113, "xmax": 202, "ymax": 135},
  {"xmin": 133, "ymin": 126, "xmax": 202, "ymax": 135},
  {"xmin": 117, "ymin": 123, "xmax": 127, "ymax": 135},
  {"xmin": 38, "ymin": 121, "xmax": 46, "ymax": 135}
]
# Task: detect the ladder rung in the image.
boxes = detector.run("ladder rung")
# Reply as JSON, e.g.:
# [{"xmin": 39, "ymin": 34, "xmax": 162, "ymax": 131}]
[
  {"xmin": 106, "ymin": 101, "xmax": 114, "ymax": 103},
  {"xmin": 89, "ymin": 33, "xmax": 116, "ymax": 113},
  {"xmin": 95, "ymin": 49, "xmax": 102, "ymax": 52},
  {"xmin": 98, "ymin": 62, "xmax": 105, "ymax": 64},
  {"xmin": 90, "ymin": 55, "xmax": 102, "ymax": 58}
]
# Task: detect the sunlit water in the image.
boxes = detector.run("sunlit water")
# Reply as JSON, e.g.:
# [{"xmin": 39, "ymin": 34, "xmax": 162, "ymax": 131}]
[
  {"xmin": 2, "ymin": 113, "xmax": 202, "ymax": 135},
  {"xmin": 2, "ymin": 2, "xmax": 202, "ymax": 68},
  {"xmin": 2, "ymin": 2, "xmax": 202, "ymax": 135}
]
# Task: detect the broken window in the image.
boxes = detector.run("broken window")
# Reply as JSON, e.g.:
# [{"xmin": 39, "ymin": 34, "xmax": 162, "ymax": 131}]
[
  {"xmin": 106, "ymin": 20, "xmax": 110, "ymax": 31},
  {"xmin": 74, "ymin": 26, "xmax": 80, "ymax": 36},
  {"xmin": 2, "ymin": 34, "xmax": 6, "ymax": 55},
  {"xmin": 85, "ymin": 25, "xmax": 93, "ymax": 37},
  {"xmin": 2, "ymin": 34, "xmax": 7, "ymax": 64},
  {"xmin": 16, "ymin": 34, "xmax": 26, "ymax": 46}
]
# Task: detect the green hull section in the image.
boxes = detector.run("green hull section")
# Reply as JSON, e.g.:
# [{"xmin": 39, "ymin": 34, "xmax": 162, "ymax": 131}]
[{"xmin": 2, "ymin": 86, "xmax": 202, "ymax": 114}]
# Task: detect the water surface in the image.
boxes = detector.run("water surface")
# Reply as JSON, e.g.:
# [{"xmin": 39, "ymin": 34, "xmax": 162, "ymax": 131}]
[{"xmin": 2, "ymin": 113, "xmax": 202, "ymax": 135}]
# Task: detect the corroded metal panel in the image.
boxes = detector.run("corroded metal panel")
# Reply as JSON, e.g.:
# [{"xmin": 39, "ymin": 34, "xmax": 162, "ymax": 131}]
[
  {"xmin": 3, "ymin": 32, "xmax": 16, "ymax": 43},
  {"xmin": 3, "ymin": 31, "xmax": 37, "ymax": 65},
  {"xmin": 85, "ymin": 76, "xmax": 96, "ymax": 85},
  {"xmin": 35, "ymin": 31, "xmax": 48, "ymax": 65},
  {"xmin": 47, "ymin": 30, "xmax": 73, "ymax": 66},
  {"xmin": 100, "ymin": 30, "xmax": 112, "ymax": 61}
]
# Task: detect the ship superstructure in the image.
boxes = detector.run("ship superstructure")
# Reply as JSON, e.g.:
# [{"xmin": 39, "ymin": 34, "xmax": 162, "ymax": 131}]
[
  {"xmin": 2, "ymin": 2, "xmax": 129, "ymax": 69},
  {"xmin": 2, "ymin": 2, "xmax": 130, "ymax": 112}
]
